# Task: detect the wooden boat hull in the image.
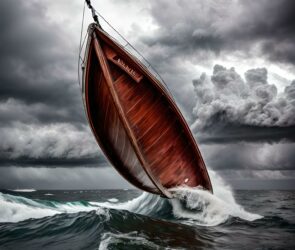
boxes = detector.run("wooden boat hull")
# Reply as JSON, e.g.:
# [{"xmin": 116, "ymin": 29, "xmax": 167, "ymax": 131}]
[{"xmin": 82, "ymin": 24, "xmax": 213, "ymax": 197}]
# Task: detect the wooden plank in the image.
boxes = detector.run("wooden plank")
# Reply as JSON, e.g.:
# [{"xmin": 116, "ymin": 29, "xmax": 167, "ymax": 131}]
[
  {"xmin": 83, "ymin": 40, "xmax": 156, "ymax": 193},
  {"xmin": 92, "ymin": 32, "xmax": 172, "ymax": 198},
  {"xmin": 104, "ymin": 44, "xmax": 143, "ymax": 83}
]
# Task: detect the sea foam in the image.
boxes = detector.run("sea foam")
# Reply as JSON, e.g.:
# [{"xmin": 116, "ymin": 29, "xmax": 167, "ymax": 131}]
[
  {"xmin": 0, "ymin": 171, "xmax": 262, "ymax": 225},
  {"xmin": 169, "ymin": 170, "xmax": 262, "ymax": 226},
  {"xmin": 91, "ymin": 170, "xmax": 262, "ymax": 226},
  {"xmin": 0, "ymin": 193, "xmax": 106, "ymax": 223}
]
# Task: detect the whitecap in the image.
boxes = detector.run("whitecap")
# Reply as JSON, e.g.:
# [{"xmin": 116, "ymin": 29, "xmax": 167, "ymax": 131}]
[
  {"xmin": 99, "ymin": 232, "xmax": 160, "ymax": 250},
  {"xmin": 107, "ymin": 198, "xmax": 118, "ymax": 203},
  {"xmin": 169, "ymin": 170, "xmax": 263, "ymax": 226},
  {"xmin": 0, "ymin": 192, "xmax": 107, "ymax": 223},
  {"xmin": 89, "ymin": 170, "xmax": 262, "ymax": 226},
  {"xmin": 10, "ymin": 189, "xmax": 36, "ymax": 192}
]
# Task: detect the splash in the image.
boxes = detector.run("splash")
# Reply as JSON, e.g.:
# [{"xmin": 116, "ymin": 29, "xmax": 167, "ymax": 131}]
[
  {"xmin": 107, "ymin": 198, "xmax": 118, "ymax": 203},
  {"xmin": 169, "ymin": 171, "xmax": 262, "ymax": 226},
  {"xmin": 91, "ymin": 170, "xmax": 262, "ymax": 226}
]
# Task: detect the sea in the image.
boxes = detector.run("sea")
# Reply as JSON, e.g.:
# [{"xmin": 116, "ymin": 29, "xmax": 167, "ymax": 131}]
[{"xmin": 0, "ymin": 172, "xmax": 294, "ymax": 250}]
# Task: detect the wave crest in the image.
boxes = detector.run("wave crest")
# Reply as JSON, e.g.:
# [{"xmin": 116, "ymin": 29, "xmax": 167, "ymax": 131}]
[{"xmin": 0, "ymin": 171, "xmax": 262, "ymax": 226}]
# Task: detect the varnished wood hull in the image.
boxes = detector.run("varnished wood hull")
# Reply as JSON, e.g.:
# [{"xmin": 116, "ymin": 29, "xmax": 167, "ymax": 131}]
[{"xmin": 82, "ymin": 24, "xmax": 213, "ymax": 197}]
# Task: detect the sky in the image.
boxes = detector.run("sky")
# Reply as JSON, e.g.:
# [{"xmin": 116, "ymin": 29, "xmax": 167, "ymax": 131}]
[{"xmin": 0, "ymin": 0, "xmax": 294, "ymax": 190}]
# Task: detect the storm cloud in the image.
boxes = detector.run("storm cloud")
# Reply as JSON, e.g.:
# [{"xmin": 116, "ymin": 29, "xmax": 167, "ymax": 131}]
[
  {"xmin": 192, "ymin": 65, "xmax": 295, "ymax": 142},
  {"xmin": 0, "ymin": 0, "xmax": 294, "ymax": 189},
  {"xmin": 0, "ymin": 1, "xmax": 80, "ymax": 109},
  {"xmin": 0, "ymin": 167, "xmax": 132, "ymax": 190},
  {"xmin": 143, "ymin": 0, "xmax": 295, "ymax": 65},
  {"xmin": 0, "ymin": 123, "xmax": 105, "ymax": 167},
  {"xmin": 0, "ymin": 0, "xmax": 100, "ymax": 167},
  {"xmin": 201, "ymin": 142, "xmax": 295, "ymax": 171}
]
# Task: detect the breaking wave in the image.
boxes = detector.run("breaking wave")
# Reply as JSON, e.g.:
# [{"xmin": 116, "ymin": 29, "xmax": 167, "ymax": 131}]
[
  {"xmin": 0, "ymin": 171, "xmax": 261, "ymax": 225},
  {"xmin": 169, "ymin": 170, "xmax": 262, "ymax": 226},
  {"xmin": 4, "ymin": 173, "xmax": 295, "ymax": 249}
]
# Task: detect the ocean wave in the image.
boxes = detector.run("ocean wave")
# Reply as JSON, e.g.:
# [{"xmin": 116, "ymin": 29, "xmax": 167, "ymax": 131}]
[
  {"xmin": 90, "ymin": 170, "xmax": 262, "ymax": 226},
  {"xmin": 2, "ymin": 186, "xmax": 294, "ymax": 250},
  {"xmin": 0, "ymin": 189, "xmax": 292, "ymax": 250},
  {"xmin": 169, "ymin": 171, "xmax": 262, "ymax": 226},
  {"xmin": 0, "ymin": 171, "xmax": 262, "ymax": 226},
  {"xmin": 0, "ymin": 204, "xmax": 208, "ymax": 249},
  {"xmin": 98, "ymin": 232, "xmax": 163, "ymax": 250},
  {"xmin": 0, "ymin": 192, "xmax": 104, "ymax": 223},
  {"xmin": 0, "ymin": 172, "xmax": 262, "ymax": 226}
]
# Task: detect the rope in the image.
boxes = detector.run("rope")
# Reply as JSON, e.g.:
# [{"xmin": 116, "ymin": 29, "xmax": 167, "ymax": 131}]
[
  {"xmin": 79, "ymin": 0, "xmax": 173, "ymax": 96},
  {"xmin": 85, "ymin": 0, "xmax": 101, "ymax": 27},
  {"xmin": 77, "ymin": 1, "xmax": 86, "ymax": 87}
]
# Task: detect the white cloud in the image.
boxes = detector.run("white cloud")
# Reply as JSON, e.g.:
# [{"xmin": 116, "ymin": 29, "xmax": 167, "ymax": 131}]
[
  {"xmin": 192, "ymin": 65, "xmax": 295, "ymax": 131},
  {"xmin": 0, "ymin": 122, "xmax": 99, "ymax": 159}
]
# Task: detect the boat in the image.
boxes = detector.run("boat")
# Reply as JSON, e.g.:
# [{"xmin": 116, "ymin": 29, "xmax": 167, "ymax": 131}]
[{"xmin": 81, "ymin": 3, "xmax": 213, "ymax": 198}]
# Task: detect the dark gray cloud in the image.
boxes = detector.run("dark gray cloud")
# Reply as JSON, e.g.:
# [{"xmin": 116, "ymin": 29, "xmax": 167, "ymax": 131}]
[
  {"xmin": 192, "ymin": 65, "xmax": 295, "ymax": 143},
  {"xmin": 201, "ymin": 142, "xmax": 295, "ymax": 171},
  {"xmin": 0, "ymin": 1, "xmax": 101, "ymax": 167},
  {"xmin": 0, "ymin": 167, "xmax": 132, "ymax": 190},
  {"xmin": 143, "ymin": 0, "xmax": 295, "ymax": 65},
  {"xmin": 0, "ymin": 0, "xmax": 294, "ymax": 189},
  {"xmin": 218, "ymin": 170, "xmax": 295, "ymax": 190},
  {"xmin": 0, "ymin": 0, "xmax": 85, "ymax": 125},
  {"xmin": 0, "ymin": 99, "xmax": 85, "ymax": 126},
  {"xmin": 214, "ymin": 169, "xmax": 295, "ymax": 190},
  {"xmin": 129, "ymin": 0, "xmax": 295, "ymax": 120}
]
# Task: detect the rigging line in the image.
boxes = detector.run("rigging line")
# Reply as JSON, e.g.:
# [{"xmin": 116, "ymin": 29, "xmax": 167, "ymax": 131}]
[
  {"xmin": 85, "ymin": 0, "xmax": 101, "ymax": 27},
  {"xmin": 81, "ymin": 0, "xmax": 172, "ymax": 96},
  {"xmin": 78, "ymin": 1, "xmax": 86, "ymax": 87},
  {"xmin": 79, "ymin": 32, "xmax": 88, "ymax": 62},
  {"xmin": 94, "ymin": 9, "xmax": 173, "ymax": 96}
]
